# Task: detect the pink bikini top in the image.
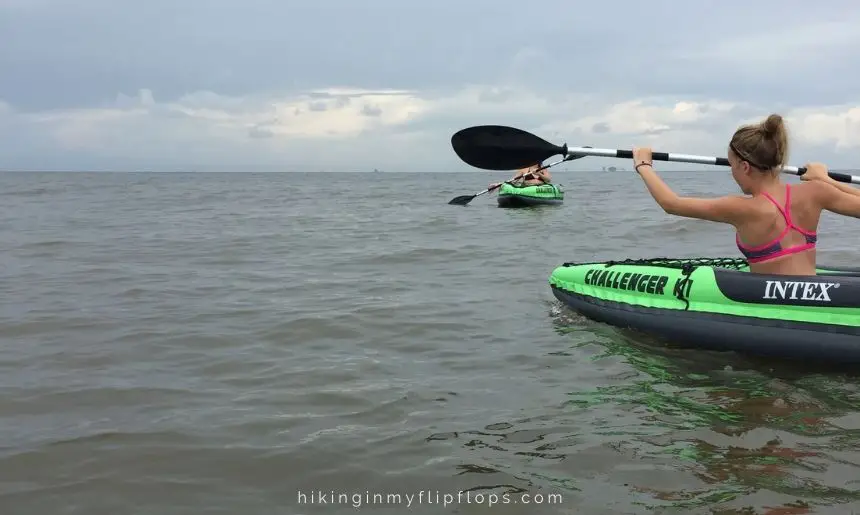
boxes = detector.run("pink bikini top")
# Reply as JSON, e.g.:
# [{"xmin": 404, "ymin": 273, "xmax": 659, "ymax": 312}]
[{"xmin": 736, "ymin": 184, "xmax": 817, "ymax": 264}]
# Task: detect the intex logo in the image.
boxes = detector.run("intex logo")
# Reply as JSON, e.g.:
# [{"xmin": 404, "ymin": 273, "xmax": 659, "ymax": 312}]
[{"xmin": 762, "ymin": 280, "xmax": 840, "ymax": 302}]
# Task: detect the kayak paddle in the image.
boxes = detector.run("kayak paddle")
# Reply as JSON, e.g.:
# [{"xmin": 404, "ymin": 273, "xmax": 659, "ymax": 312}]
[
  {"xmin": 448, "ymin": 152, "xmax": 586, "ymax": 206},
  {"xmin": 451, "ymin": 125, "xmax": 860, "ymax": 184}
]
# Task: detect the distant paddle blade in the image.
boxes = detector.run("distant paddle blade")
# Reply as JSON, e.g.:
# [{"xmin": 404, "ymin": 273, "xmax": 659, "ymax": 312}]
[{"xmin": 451, "ymin": 125, "xmax": 567, "ymax": 170}]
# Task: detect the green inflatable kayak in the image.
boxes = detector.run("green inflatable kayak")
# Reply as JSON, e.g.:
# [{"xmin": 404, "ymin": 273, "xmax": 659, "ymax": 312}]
[
  {"xmin": 549, "ymin": 256, "xmax": 860, "ymax": 362},
  {"xmin": 497, "ymin": 182, "xmax": 563, "ymax": 207}
]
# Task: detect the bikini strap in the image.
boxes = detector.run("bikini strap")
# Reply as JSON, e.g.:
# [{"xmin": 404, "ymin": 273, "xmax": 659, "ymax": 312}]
[
  {"xmin": 783, "ymin": 184, "xmax": 794, "ymax": 225},
  {"xmin": 758, "ymin": 187, "xmax": 790, "ymax": 224}
]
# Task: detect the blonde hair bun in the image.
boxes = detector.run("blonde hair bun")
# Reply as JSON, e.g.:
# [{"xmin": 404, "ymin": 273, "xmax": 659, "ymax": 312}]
[{"xmin": 761, "ymin": 113, "xmax": 785, "ymax": 138}]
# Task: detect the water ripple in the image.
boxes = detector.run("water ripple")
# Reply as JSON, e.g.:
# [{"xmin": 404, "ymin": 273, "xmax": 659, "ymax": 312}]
[{"xmin": 0, "ymin": 171, "xmax": 858, "ymax": 514}]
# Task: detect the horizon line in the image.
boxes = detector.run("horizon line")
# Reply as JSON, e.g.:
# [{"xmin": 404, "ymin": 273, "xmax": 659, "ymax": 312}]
[{"xmin": 1, "ymin": 168, "xmax": 858, "ymax": 174}]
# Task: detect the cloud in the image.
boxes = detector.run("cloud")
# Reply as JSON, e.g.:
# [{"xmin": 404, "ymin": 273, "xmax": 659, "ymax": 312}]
[
  {"xmin": 1, "ymin": 86, "xmax": 858, "ymax": 172},
  {"xmin": 787, "ymin": 107, "xmax": 860, "ymax": 151},
  {"xmin": 0, "ymin": 0, "xmax": 859, "ymax": 170}
]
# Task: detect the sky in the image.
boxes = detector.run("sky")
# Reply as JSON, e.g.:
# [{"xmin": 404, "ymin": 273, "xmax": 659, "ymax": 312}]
[{"xmin": 1, "ymin": 0, "xmax": 859, "ymax": 172}]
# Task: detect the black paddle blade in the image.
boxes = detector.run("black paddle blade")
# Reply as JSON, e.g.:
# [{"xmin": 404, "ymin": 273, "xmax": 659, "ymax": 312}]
[
  {"xmin": 451, "ymin": 125, "xmax": 568, "ymax": 170},
  {"xmin": 448, "ymin": 194, "xmax": 477, "ymax": 206}
]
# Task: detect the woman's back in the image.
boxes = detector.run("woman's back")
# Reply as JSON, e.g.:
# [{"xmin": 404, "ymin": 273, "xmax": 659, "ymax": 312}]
[{"xmin": 736, "ymin": 182, "xmax": 821, "ymax": 275}]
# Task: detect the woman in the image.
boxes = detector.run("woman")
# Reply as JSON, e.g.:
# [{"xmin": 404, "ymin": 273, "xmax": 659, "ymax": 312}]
[
  {"xmin": 631, "ymin": 113, "xmax": 860, "ymax": 276},
  {"xmin": 488, "ymin": 162, "xmax": 551, "ymax": 190}
]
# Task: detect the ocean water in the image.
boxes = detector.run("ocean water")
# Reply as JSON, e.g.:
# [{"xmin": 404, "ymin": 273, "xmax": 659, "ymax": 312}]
[{"xmin": 1, "ymin": 170, "xmax": 860, "ymax": 515}]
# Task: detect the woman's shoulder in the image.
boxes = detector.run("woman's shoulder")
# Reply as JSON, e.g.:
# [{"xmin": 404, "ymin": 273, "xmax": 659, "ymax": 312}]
[
  {"xmin": 790, "ymin": 180, "xmax": 829, "ymax": 202},
  {"xmin": 731, "ymin": 193, "xmax": 779, "ymax": 217}
]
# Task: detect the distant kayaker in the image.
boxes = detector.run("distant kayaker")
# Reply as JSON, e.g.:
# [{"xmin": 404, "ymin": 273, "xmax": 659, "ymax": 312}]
[
  {"xmin": 630, "ymin": 113, "xmax": 860, "ymax": 276},
  {"xmin": 488, "ymin": 162, "xmax": 551, "ymax": 190}
]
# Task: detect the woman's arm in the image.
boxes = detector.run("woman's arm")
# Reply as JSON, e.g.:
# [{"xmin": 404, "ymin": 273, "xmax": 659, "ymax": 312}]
[
  {"xmin": 631, "ymin": 146, "xmax": 754, "ymax": 225},
  {"xmin": 508, "ymin": 168, "xmax": 529, "ymax": 183},
  {"xmin": 511, "ymin": 166, "xmax": 547, "ymax": 184},
  {"xmin": 537, "ymin": 169, "xmax": 551, "ymax": 183},
  {"xmin": 814, "ymin": 180, "xmax": 860, "ymax": 218},
  {"xmin": 826, "ymin": 179, "xmax": 860, "ymax": 197},
  {"xmin": 635, "ymin": 163, "xmax": 750, "ymax": 224},
  {"xmin": 800, "ymin": 162, "xmax": 860, "ymax": 197},
  {"xmin": 815, "ymin": 176, "xmax": 860, "ymax": 197},
  {"xmin": 490, "ymin": 168, "xmax": 538, "ymax": 189}
]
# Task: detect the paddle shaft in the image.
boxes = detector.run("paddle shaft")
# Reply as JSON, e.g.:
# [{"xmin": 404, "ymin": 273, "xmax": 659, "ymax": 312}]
[
  {"xmin": 451, "ymin": 125, "xmax": 859, "ymax": 184},
  {"xmin": 563, "ymin": 146, "xmax": 860, "ymax": 184}
]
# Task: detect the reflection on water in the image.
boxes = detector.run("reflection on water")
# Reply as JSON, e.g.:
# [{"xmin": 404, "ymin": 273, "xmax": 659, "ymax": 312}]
[{"xmin": 553, "ymin": 308, "xmax": 860, "ymax": 515}]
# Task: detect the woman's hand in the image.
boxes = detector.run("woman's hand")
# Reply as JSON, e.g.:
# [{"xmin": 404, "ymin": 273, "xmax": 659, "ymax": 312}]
[
  {"xmin": 488, "ymin": 182, "xmax": 502, "ymax": 189},
  {"xmin": 632, "ymin": 146, "xmax": 653, "ymax": 172},
  {"xmin": 800, "ymin": 162, "xmax": 831, "ymax": 182}
]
